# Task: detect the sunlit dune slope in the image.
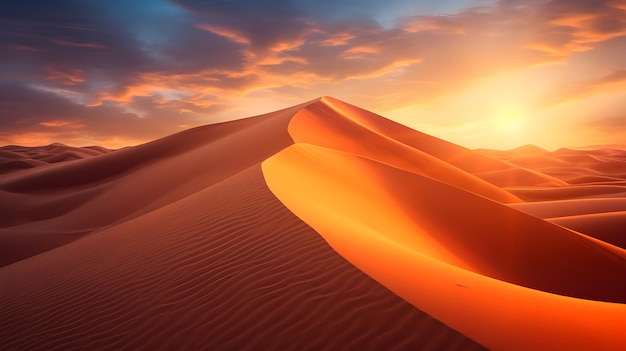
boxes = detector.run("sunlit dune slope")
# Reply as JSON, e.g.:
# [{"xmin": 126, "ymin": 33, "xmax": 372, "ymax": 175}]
[
  {"xmin": 290, "ymin": 97, "xmax": 520, "ymax": 203},
  {"xmin": 262, "ymin": 143, "xmax": 626, "ymax": 351},
  {"xmin": 262, "ymin": 143, "xmax": 626, "ymax": 302},
  {"xmin": 318, "ymin": 97, "xmax": 566, "ymax": 187}
]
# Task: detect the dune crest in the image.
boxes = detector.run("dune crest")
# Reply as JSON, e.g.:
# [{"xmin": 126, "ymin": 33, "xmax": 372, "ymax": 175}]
[
  {"xmin": 288, "ymin": 97, "xmax": 521, "ymax": 203},
  {"xmin": 0, "ymin": 101, "xmax": 305, "ymax": 266}
]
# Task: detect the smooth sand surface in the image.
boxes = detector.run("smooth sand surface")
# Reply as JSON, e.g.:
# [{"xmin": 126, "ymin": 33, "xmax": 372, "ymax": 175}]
[{"xmin": 2, "ymin": 96, "xmax": 625, "ymax": 350}]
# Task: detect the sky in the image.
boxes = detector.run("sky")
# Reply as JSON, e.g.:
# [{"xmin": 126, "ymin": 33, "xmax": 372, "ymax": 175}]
[{"xmin": 1, "ymin": 0, "xmax": 625, "ymax": 150}]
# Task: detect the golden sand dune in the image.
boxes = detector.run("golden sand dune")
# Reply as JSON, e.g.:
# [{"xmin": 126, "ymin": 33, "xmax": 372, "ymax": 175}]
[{"xmin": 1, "ymin": 97, "xmax": 625, "ymax": 350}]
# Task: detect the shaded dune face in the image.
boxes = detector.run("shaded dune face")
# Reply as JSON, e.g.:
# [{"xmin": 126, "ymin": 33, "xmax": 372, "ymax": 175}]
[
  {"xmin": 0, "ymin": 166, "xmax": 485, "ymax": 351},
  {"xmin": 1, "ymin": 96, "xmax": 626, "ymax": 351},
  {"xmin": 0, "ymin": 144, "xmax": 111, "ymax": 174},
  {"xmin": 0, "ymin": 102, "xmax": 305, "ymax": 266},
  {"xmin": 509, "ymin": 199, "xmax": 626, "ymax": 249}
]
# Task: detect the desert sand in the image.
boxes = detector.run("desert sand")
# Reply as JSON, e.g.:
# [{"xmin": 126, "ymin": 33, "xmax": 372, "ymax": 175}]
[
  {"xmin": 1, "ymin": 97, "xmax": 625, "ymax": 350},
  {"xmin": 0, "ymin": 144, "xmax": 111, "ymax": 174}
]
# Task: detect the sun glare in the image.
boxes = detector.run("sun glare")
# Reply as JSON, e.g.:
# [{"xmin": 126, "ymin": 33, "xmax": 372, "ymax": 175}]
[{"xmin": 494, "ymin": 106, "xmax": 527, "ymax": 135}]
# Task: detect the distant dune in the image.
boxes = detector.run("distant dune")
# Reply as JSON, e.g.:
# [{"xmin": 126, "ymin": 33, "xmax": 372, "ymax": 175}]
[
  {"xmin": 0, "ymin": 143, "xmax": 111, "ymax": 174},
  {"xmin": 1, "ymin": 97, "xmax": 625, "ymax": 350}
]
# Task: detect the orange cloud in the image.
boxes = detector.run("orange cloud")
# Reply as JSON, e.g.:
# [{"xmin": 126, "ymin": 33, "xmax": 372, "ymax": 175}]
[
  {"xmin": 195, "ymin": 23, "xmax": 250, "ymax": 45},
  {"xmin": 539, "ymin": 70, "xmax": 626, "ymax": 106},
  {"xmin": 0, "ymin": 132, "xmax": 64, "ymax": 147},
  {"xmin": 51, "ymin": 39, "xmax": 107, "ymax": 49},
  {"xmin": 340, "ymin": 45, "xmax": 380, "ymax": 59},
  {"xmin": 3, "ymin": 0, "xmax": 625, "ymax": 150},
  {"xmin": 550, "ymin": 13, "xmax": 626, "ymax": 50},
  {"xmin": 316, "ymin": 32, "xmax": 356, "ymax": 46},
  {"xmin": 402, "ymin": 16, "xmax": 465, "ymax": 34},
  {"xmin": 611, "ymin": 0, "xmax": 626, "ymax": 11},
  {"xmin": 46, "ymin": 69, "xmax": 85, "ymax": 85},
  {"xmin": 39, "ymin": 120, "xmax": 71, "ymax": 127}
]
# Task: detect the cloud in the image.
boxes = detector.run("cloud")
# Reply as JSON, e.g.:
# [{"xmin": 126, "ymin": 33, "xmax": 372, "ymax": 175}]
[
  {"xmin": 538, "ymin": 69, "xmax": 626, "ymax": 106},
  {"xmin": 0, "ymin": 83, "xmax": 224, "ymax": 148},
  {"xmin": 581, "ymin": 114, "xmax": 626, "ymax": 145},
  {"xmin": 0, "ymin": 0, "xmax": 624, "ymax": 147},
  {"xmin": 170, "ymin": 0, "xmax": 314, "ymax": 53}
]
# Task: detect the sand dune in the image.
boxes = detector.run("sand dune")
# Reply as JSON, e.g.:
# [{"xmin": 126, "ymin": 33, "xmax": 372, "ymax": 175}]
[
  {"xmin": 1, "ymin": 166, "xmax": 484, "ymax": 351},
  {"xmin": 2, "ymin": 97, "xmax": 625, "ymax": 350},
  {"xmin": 507, "ymin": 198, "xmax": 626, "ymax": 248},
  {"xmin": 264, "ymin": 143, "xmax": 626, "ymax": 300},
  {"xmin": 289, "ymin": 97, "xmax": 520, "ymax": 203},
  {"xmin": 0, "ymin": 143, "xmax": 111, "ymax": 174},
  {"xmin": 487, "ymin": 148, "xmax": 626, "ymax": 200},
  {"xmin": 264, "ymin": 143, "xmax": 626, "ymax": 350},
  {"xmin": 479, "ymin": 146, "xmax": 626, "ymax": 184},
  {"xmin": 508, "ymin": 198, "xmax": 626, "ymax": 218},
  {"xmin": 487, "ymin": 146, "xmax": 626, "ymax": 248},
  {"xmin": 0, "ymin": 101, "xmax": 304, "ymax": 266},
  {"xmin": 320, "ymin": 97, "xmax": 567, "ymax": 188},
  {"xmin": 549, "ymin": 211, "xmax": 626, "ymax": 249}
]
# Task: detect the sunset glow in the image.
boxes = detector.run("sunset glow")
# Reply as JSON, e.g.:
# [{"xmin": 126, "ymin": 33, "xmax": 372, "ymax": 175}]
[
  {"xmin": 496, "ymin": 106, "xmax": 526, "ymax": 133},
  {"xmin": 1, "ymin": 0, "xmax": 625, "ymax": 150}
]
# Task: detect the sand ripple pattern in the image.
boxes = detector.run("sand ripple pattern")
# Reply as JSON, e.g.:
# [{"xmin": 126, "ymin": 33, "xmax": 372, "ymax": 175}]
[{"xmin": 1, "ymin": 166, "xmax": 485, "ymax": 351}]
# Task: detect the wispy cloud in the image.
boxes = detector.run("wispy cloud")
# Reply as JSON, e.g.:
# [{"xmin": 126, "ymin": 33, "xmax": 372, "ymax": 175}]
[{"xmin": 0, "ymin": 0, "xmax": 624, "ymax": 148}]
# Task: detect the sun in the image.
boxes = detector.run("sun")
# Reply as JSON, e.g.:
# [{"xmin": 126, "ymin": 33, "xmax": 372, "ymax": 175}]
[{"xmin": 494, "ymin": 105, "xmax": 527, "ymax": 135}]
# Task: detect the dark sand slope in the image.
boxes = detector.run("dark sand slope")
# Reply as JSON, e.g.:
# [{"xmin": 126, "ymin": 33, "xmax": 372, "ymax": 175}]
[
  {"xmin": 509, "ymin": 199, "xmax": 626, "ymax": 248},
  {"xmin": 0, "ymin": 102, "xmax": 306, "ymax": 266},
  {"xmin": 0, "ymin": 144, "xmax": 111, "ymax": 174},
  {"xmin": 0, "ymin": 166, "xmax": 485, "ymax": 351},
  {"xmin": 549, "ymin": 211, "xmax": 626, "ymax": 249}
]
